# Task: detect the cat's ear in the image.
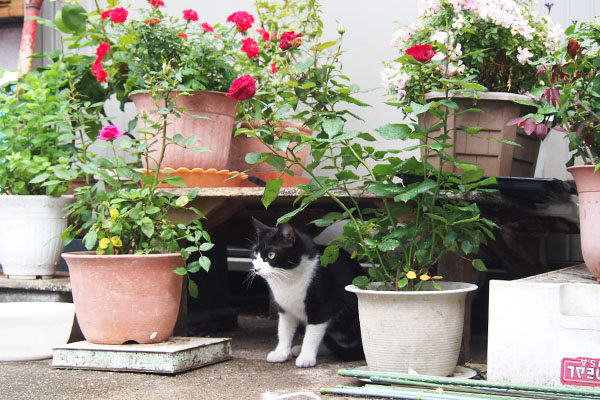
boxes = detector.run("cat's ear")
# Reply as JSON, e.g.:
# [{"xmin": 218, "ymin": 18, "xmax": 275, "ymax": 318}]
[
  {"xmin": 277, "ymin": 223, "xmax": 296, "ymax": 246},
  {"xmin": 252, "ymin": 217, "xmax": 271, "ymax": 235}
]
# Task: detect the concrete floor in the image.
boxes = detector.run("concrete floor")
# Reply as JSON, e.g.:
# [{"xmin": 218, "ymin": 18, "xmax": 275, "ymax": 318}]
[{"xmin": 0, "ymin": 314, "xmax": 379, "ymax": 400}]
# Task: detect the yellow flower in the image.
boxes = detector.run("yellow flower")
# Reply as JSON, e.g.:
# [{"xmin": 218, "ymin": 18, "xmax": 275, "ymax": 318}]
[
  {"xmin": 420, "ymin": 274, "xmax": 431, "ymax": 281},
  {"xmin": 109, "ymin": 208, "xmax": 119, "ymax": 219},
  {"xmin": 99, "ymin": 238, "xmax": 110, "ymax": 249},
  {"xmin": 406, "ymin": 271, "xmax": 417, "ymax": 280},
  {"xmin": 111, "ymin": 236, "xmax": 123, "ymax": 247}
]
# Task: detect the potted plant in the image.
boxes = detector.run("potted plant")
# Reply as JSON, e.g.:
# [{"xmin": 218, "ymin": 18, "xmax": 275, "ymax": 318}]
[
  {"xmin": 54, "ymin": 1, "xmax": 256, "ymax": 173},
  {"xmin": 226, "ymin": 0, "xmax": 323, "ymax": 186},
  {"xmin": 513, "ymin": 20, "xmax": 600, "ymax": 280},
  {"xmin": 0, "ymin": 65, "xmax": 77, "ymax": 279},
  {"xmin": 60, "ymin": 65, "xmax": 217, "ymax": 345},
  {"xmin": 233, "ymin": 14, "xmax": 497, "ymax": 373},
  {"xmin": 381, "ymin": 0, "xmax": 565, "ymax": 177}
]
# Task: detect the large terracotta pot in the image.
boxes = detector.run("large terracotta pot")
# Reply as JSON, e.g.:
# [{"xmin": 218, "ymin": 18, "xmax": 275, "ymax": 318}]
[
  {"xmin": 62, "ymin": 251, "xmax": 184, "ymax": 344},
  {"xmin": 346, "ymin": 281, "xmax": 477, "ymax": 376},
  {"xmin": 419, "ymin": 92, "xmax": 539, "ymax": 177},
  {"xmin": 130, "ymin": 91, "xmax": 238, "ymax": 170},
  {"xmin": 0, "ymin": 195, "xmax": 73, "ymax": 279},
  {"xmin": 568, "ymin": 165, "xmax": 600, "ymax": 282}
]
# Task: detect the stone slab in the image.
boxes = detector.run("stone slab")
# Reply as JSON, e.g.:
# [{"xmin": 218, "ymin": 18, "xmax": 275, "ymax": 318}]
[{"xmin": 52, "ymin": 337, "xmax": 232, "ymax": 374}]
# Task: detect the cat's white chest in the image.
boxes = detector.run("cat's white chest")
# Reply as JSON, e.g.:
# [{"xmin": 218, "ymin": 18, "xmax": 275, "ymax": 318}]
[{"xmin": 266, "ymin": 255, "xmax": 317, "ymax": 323}]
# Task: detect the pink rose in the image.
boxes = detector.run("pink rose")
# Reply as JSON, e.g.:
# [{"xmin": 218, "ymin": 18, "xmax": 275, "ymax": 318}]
[
  {"xmin": 227, "ymin": 75, "xmax": 257, "ymax": 100},
  {"xmin": 179, "ymin": 31, "xmax": 188, "ymax": 39},
  {"xmin": 98, "ymin": 125, "xmax": 126, "ymax": 141},
  {"xmin": 183, "ymin": 9, "xmax": 198, "ymax": 21},
  {"xmin": 257, "ymin": 28, "xmax": 270, "ymax": 41},
  {"xmin": 279, "ymin": 31, "xmax": 302, "ymax": 51},
  {"xmin": 149, "ymin": 0, "xmax": 164, "ymax": 7},
  {"xmin": 201, "ymin": 22, "xmax": 214, "ymax": 32},
  {"xmin": 241, "ymin": 37, "xmax": 259, "ymax": 59},
  {"xmin": 270, "ymin": 62, "xmax": 278, "ymax": 74},
  {"xmin": 226, "ymin": 11, "xmax": 254, "ymax": 33}
]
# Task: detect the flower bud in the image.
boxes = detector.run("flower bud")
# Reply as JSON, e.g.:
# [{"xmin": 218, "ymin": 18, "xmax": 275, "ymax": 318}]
[
  {"xmin": 337, "ymin": 23, "xmax": 345, "ymax": 35},
  {"xmin": 567, "ymin": 39, "xmax": 580, "ymax": 59}
]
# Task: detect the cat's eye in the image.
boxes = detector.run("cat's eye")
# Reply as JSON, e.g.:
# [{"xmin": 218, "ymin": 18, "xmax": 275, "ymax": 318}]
[
  {"xmin": 267, "ymin": 251, "xmax": 275, "ymax": 259},
  {"xmin": 253, "ymin": 251, "xmax": 258, "ymax": 258}
]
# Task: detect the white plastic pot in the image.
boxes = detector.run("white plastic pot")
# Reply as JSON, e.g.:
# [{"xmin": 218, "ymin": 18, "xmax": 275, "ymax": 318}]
[
  {"xmin": 0, "ymin": 195, "xmax": 73, "ymax": 279},
  {"xmin": 346, "ymin": 281, "xmax": 477, "ymax": 376},
  {"xmin": 0, "ymin": 302, "xmax": 75, "ymax": 361}
]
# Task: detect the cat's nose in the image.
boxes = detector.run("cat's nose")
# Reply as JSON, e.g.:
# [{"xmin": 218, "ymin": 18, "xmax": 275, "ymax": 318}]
[{"xmin": 254, "ymin": 266, "xmax": 261, "ymax": 272}]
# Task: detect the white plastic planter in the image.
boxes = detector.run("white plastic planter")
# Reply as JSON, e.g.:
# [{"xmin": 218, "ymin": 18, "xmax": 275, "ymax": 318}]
[
  {"xmin": 346, "ymin": 281, "xmax": 477, "ymax": 376},
  {"xmin": 0, "ymin": 195, "xmax": 73, "ymax": 279},
  {"xmin": 0, "ymin": 302, "xmax": 75, "ymax": 361}
]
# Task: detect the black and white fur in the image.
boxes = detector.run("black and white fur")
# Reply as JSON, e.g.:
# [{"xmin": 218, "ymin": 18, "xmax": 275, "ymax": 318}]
[{"xmin": 250, "ymin": 218, "xmax": 364, "ymax": 367}]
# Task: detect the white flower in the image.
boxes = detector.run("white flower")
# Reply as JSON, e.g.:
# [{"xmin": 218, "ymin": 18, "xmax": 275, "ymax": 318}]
[
  {"xmin": 430, "ymin": 30, "xmax": 449, "ymax": 45},
  {"xmin": 517, "ymin": 46, "xmax": 534, "ymax": 64}
]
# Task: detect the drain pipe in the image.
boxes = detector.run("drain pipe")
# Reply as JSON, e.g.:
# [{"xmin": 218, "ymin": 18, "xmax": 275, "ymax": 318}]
[{"xmin": 17, "ymin": 0, "xmax": 45, "ymax": 78}]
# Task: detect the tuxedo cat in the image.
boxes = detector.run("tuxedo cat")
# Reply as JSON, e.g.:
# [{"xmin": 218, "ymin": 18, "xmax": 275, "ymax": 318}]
[{"xmin": 250, "ymin": 218, "xmax": 364, "ymax": 367}]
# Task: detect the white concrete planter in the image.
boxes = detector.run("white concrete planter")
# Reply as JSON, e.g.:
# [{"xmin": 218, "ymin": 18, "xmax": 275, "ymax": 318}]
[
  {"xmin": 0, "ymin": 195, "xmax": 73, "ymax": 279},
  {"xmin": 346, "ymin": 281, "xmax": 477, "ymax": 376}
]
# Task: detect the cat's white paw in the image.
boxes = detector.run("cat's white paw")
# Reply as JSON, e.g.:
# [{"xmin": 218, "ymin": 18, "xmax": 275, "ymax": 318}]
[
  {"xmin": 267, "ymin": 348, "xmax": 291, "ymax": 363},
  {"xmin": 295, "ymin": 353, "xmax": 317, "ymax": 368},
  {"xmin": 291, "ymin": 345, "xmax": 302, "ymax": 357}
]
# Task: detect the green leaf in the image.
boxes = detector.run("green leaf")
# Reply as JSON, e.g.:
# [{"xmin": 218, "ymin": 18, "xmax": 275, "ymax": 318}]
[
  {"xmin": 461, "ymin": 169, "xmax": 484, "ymax": 184},
  {"xmin": 60, "ymin": 4, "xmax": 88, "ymax": 32},
  {"xmin": 182, "ymin": 135, "xmax": 198, "ymax": 147},
  {"xmin": 472, "ymin": 258, "xmax": 487, "ymax": 271},
  {"xmin": 173, "ymin": 267, "xmax": 188, "ymax": 275},
  {"xmin": 245, "ymin": 152, "xmax": 262, "ymax": 165},
  {"xmin": 352, "ymin": 275, "xmax": 370, "ymax": 289},
  {"xmin": 375, "ymin": 123, "xmax": 412, "ymax": 140},
  {"xmin": 316, "ymin": 41, "xmax": 338, "ymax": 51},
  {"xmin": 262, "ymin": 178, "xmax": 282, "ymax": 209},
  {"xmin": 141, "ymin": 218, "xmax": 154, "ymax": 238},
  {"xmin": 83, "ymin": 230, "xmax": 97, "ymax": 250},
  {"xmin": 322, "ymin": 118, "xmax": 344, "ymax": 137},
  {"xmin": 199, "ymin": 242, "xmax": 214, "ymax": 252},
  {"xmin": 410, "ymin": 101, "xmax": 432, "ymax": 116},
  {"xmin": 198, "ymin": 256, "xmax": 211, "ymax": 272},
  {"xmin": 29, "ymin": 173, "xmax": 50, "ymax": 184},
  {"xmin": 188, "ymin": 279, "xmax": 199, "ymax": 298}
]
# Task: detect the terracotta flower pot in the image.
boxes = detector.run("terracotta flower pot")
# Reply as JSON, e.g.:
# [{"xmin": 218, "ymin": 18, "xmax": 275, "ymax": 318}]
[
  {"xmin": 227, "ymin": 121, "xmax": 312, "ymax": 181},
  {"xmin": 62, "ymin": 251, "xmax": 184, "ymax": 345},
  {"xmin": 419, "ymin": 92, "xmax": 539, "ymax": 177},
  {"xmin": 568, "ymin": 165, "xmax": 600, "ymax": 282},
  {"xmin": 130, "ymin": 91, "xmax": 238, "ymax": 170}
]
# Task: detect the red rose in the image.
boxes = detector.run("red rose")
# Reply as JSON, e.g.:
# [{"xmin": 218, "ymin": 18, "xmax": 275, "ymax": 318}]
[
  {"xmin": 257, "ymin": 28, "xmax": 270, "ymax": 41},
  {"xmin": 227, "ymin": 75, "xmax": 257, "ymax": 100},
  {"xmin": 270, "ymin": 62, "xmax": 278, "ymax": 74},
  {"xmin": 179, "ymin": 31, "xmax": 188, "ymax": 39},
  {"xmin": 406, "ymin": 44, "xmax": 436, "ymax": 63},
  {"xmin": 201, "ymin": 22, "xmax": 214, "ymax": 32},
  {"xmin": 96, "ymin": 42, "xmax": 110, "ymax": 57},
  {"xmin": 241, "ymin": 37, "xmax": 259, "ymax": 59},
  {"xmin": 279, "ymin": 31, "xmax": 302, "ymax": 51},
  {"xmin": 100, "ymin": 10, "xmax": 111, "ymax": 20},
  {"xmin": 149, "ymin": 0, "xmax": 164, "ymax": 7},
  {"xmin": 226, "ymin": 11, "xmax": 254, "ymax": 33},
  {"xmin": 145, "ymin": 18, "xmax": 161, "ymax": 25},
  {"xmin": 109, "ymin": 7, "xmax": 128, "ymax": 24},
  {"xmin": 91, "ymin": 59, "xmax": 108, "ymax": 82},
  {"xmin": 183, "ymin": 9, "xmax": 198, "ymax": 21}
]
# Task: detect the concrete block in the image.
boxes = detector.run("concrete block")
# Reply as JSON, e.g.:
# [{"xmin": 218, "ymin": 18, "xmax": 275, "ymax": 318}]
[{"xmin": 52, "ymin": 337, "xmax": 232, "ymax": 374}]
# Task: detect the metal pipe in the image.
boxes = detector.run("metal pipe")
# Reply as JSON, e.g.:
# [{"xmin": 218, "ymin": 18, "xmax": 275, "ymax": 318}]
[
  {"xmin": 337, "ymin": 369, "xmax": 600, "ymax": 398},
  {"xmin": 17, "ymin": 0, "xmax": 45, "ymax": 77}
]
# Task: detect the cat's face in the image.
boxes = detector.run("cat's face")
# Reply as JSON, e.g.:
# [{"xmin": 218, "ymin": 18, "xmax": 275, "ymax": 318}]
[{"xmin": 251, "ymin": 219, "xmax": 300, "ymax": 279}]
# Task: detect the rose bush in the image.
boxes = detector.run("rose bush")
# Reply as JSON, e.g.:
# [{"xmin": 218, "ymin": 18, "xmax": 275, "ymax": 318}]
[
  {"xmin": 381, "ymin": 0, "xmax": 564, "ymax": 109},
  {"xmin": 511, "ymin": 20, "xmax": 600, "ymax": 166}
]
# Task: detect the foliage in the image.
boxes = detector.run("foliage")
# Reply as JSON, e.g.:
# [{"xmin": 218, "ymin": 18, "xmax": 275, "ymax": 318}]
[
  {"xmin": 54, "ymin": 0, "xmax": 253, "ymax": 105},
  {"xmin": 512, "ymin": 21, "xmax": 600, "ymax": 167},
  {"xmin": 381, "ymin": 0, "xmax": 564, "ymax": 110},
  {"xmin": 62, "ymin": 90, "xmax": 215, "ymax": 298},
  {"xmin": 0, "ymin": 63, "xmax": 79, "ymax": 196},
  {"xmin": 235, "ymin": 16, "xmax": 497, "ymax": 290}
]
